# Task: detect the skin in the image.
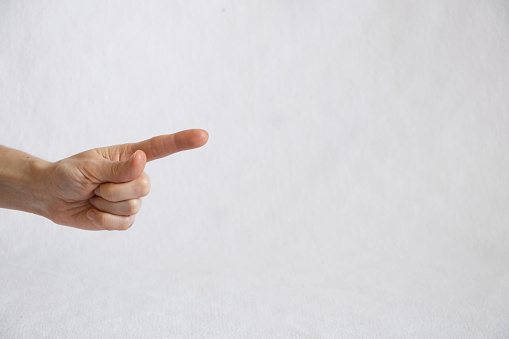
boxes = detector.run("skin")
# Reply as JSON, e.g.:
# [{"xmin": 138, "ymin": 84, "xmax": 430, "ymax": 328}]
[{"xmin": 0, "ymin": 129, "xmax": 208, "ymax": 231}]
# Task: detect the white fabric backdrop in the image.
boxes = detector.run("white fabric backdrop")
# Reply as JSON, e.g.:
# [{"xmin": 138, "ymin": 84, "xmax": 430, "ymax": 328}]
[{"xmin": 1, "ymin": 1, "xmax": 508, "ymax": 337}]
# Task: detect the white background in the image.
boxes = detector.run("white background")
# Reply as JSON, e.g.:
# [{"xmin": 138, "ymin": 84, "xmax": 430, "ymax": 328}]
[{"xmin": 1, "ymin": 1, "xmax": 508, "ymax": 337}]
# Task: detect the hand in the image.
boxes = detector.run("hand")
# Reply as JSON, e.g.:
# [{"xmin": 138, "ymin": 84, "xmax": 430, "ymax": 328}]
[{"xmin": 38, "ymin": 129, "xmax": 208, "ymax": 231}]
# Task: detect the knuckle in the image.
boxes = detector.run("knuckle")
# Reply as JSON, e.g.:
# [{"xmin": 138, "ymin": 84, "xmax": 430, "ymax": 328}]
[
  {"xmin": 149, "ymin": 137, "xmax": 165, "ymax": 159},
  {"xmin": 117, "ymin": 224, "xmax": 129, "ymax": 231},
  {"xmin": 127, "ymin": 199, "xmax": 141, "ymax": 214},
  {"xmin": 137, "ymin": 175, "xmax": 151, "ymax": 197},
  {"xmin": 118, "ymin": 217, "xmax": 135, "ymax": 231}
]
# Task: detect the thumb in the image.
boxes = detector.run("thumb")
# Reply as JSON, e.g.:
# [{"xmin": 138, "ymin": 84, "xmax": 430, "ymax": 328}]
[{"xmin": 97, "ymin": 150, "xmax": 147, "ymax": 183}]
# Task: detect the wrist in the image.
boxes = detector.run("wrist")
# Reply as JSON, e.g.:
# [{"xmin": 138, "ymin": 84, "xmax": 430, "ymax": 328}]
[
  {"xmin": 25, "ymin": 157, "xmax": 53, "ymax": 218},
  {"xmin": 0, "ymin": 147, "xmax": 52, "ymax": 218}
]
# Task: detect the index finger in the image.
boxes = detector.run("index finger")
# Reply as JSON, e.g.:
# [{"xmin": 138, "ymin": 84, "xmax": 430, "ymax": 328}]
[{"xmin": 126, "ymin": 129, "xmax": 208, "ymax": 162}]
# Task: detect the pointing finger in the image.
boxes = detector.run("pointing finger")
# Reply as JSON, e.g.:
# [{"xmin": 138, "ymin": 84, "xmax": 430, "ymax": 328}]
[{"xmin": 125, "ymin": 129, "xmax": 208, "ymax": 162}]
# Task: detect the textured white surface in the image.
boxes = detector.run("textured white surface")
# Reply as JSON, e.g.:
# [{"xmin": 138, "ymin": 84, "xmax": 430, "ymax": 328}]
[{"xmin": 1, "ymin": 1, "xmax": 509, "ymax": 337}]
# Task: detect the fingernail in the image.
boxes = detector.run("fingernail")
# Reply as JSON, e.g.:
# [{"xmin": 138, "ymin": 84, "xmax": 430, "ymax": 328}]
[
  {"xmin": 87, "ymin": 209, "xmax": 96, "ymax": 221},
  {"xmin": 94, "ymin": 187, "xmax": 101, "ymax": 197},
  {"xmin": 89, "ymin": 196, "xmax": 96, "ymax": 205}
]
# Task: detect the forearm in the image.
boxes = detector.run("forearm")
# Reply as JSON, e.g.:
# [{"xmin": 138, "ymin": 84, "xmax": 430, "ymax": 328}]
[{"xmin": 0, "ymin": 146, "xmax": 51, "ymax": 217}]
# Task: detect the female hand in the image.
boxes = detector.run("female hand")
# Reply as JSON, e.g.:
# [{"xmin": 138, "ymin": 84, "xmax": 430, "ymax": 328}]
[{"xmin": 36, "ymin": 129, "xmax": 208, "ymax": 231}]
